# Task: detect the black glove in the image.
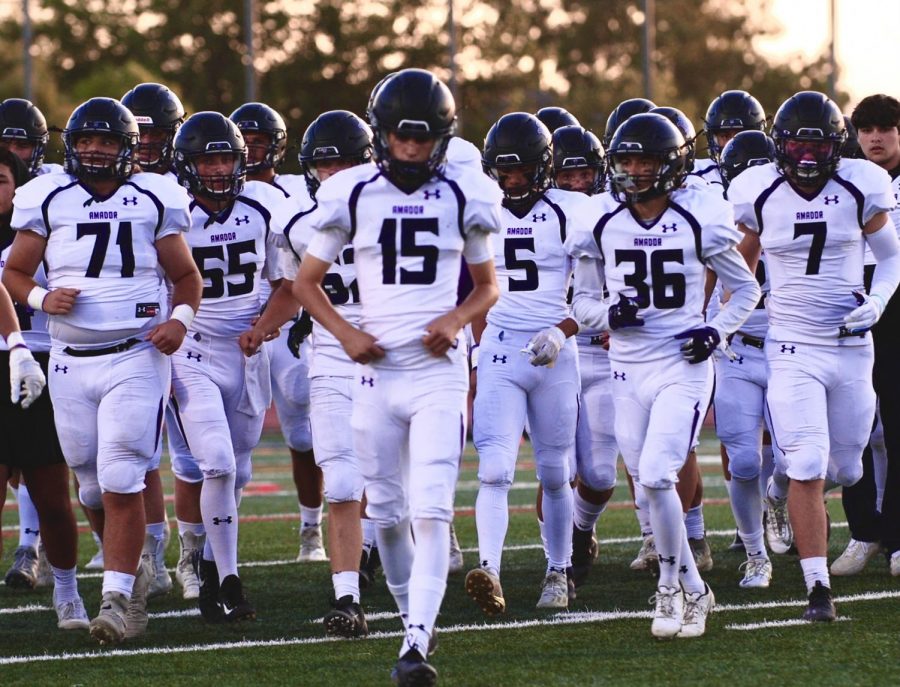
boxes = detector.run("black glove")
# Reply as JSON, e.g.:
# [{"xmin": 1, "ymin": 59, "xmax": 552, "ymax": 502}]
[
  {"xmin": 287, "ymin": 310, "xmax": 313, "ymax": 358},
  {"xmin": 608, "ymin": 295, "xmax": 646, "ymax": 330},
  {"xmin": 674, "ymin": 326, "xmax": 720, "ymax": 364}
]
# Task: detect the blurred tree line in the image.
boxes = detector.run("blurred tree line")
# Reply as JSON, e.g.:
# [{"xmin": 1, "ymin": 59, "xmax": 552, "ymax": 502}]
[{"xmin": 0, "ymin": 0, "xmax": 842, "ymax": 172}]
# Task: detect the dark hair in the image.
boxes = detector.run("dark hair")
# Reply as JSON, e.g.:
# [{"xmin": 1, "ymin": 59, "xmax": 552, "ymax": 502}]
[
  {"xmin": 851, "ymin": 94, "xmax": 900, "ymax": 131},
  {"xmin": 0, "ymin": 148, "xmax": 31, "ymax": 188}
]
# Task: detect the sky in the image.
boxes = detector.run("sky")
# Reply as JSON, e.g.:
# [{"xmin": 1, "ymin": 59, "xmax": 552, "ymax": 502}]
[{"xmin": 760, "ymin": 0, "xmax": 899, "ymax": 108}]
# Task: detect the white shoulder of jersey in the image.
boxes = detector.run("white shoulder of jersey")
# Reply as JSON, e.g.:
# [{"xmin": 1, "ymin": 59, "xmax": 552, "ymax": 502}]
[
  {"xmin": 316, "ymin": 162, "xmax": 381, "ymax": 204},
  {"xmin": 447, "ymin": 136, "xmax": 483, "ymax": 171},
  {"xmin": 835, "ymin": 158, "xmax": 896, "ymax": 221},
  {"xmin": 563, "ymin": 192, "xmax": 619, "ymax": 259},
  {"xmin": 12, "ymin": 172, "xmax": 77, "ymax": 211},
  {"xmin": 35, "ymin": 162, "xmax": 65, "ymax": 176},
  {"xmin": 438, "ymin": 164, "xmax": 503, "ymax": 236},
  {"xmin": 127, "ymin": 172, "xmax": 191, "ymax": 210},
  {"xmin": 542, "ymin": 187, "xmax": 595, "ymax": 233},
  {"xmin": 682, "ymin": 174, "xmax": 710, "ymax": 189},
  {"xmin": 670, "ymin": 184, "xmax": 741, "ymax": 257},
  {"xmin": 724, "ymin": 162, "xmax": 781, "ymax": 232},
  {"xmin": 273, "ymin": 173, "xmax": 308, "ymax": 200}
]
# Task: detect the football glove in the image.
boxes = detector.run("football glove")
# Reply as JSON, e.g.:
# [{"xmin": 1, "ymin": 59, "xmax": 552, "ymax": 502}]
[
  {"xmin": 843, "ymin": 290, "xmax": 885, "ymax": 334},
  {"xmin": 287, "ymin": 310, "xmax": 313, "ymax": 359},
  {"xmin": 608, "ymin": 295, "xmax": 646, "ymax": 330},
  {"xmin": 674, "ymin": 326, "xmax": 721, "ymax": 364},
  {"xmin": 9, "ymin": 346, "xmax": 46, "ymax": 409},
  {"xmin": 522, "ymin": 326, "xmax": 566, "ymax": 367}
]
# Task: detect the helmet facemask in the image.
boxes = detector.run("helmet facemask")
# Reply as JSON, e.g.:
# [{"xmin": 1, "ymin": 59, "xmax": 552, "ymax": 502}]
[
  {"xmin": 181, "ymin": 148, "xmax": 247, "ymax": 201},
  {"xmin": 64, "ymin": 131, "xmax": 137, "ymax": 180},
  {"xmin": 775, "ymin": 132, "xmax": 845, "ymax": 187},
  {"xmin": 488, "ymin": 150, "xmax": 551, "ymax": 209},
  {"xmin": 609, "ymin": 151, "xmax": 683, "ymax": 203},
  {"xmin": 374, "ymin": 123, "xmax": 451, "ymax": 189},
  {"xmin": 134, "ymin": 121, "xmax": 177, "ymax": 173}
]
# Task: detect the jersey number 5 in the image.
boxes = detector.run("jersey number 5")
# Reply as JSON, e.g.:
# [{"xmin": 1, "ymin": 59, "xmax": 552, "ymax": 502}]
[
  {"xmin": 504, "ymin": 237, "xmax": 539, "ymax": 292},
  {"xmin": 614, "ymin": 248, "xmax": 686, "ymax": 308},
  {"xmin": 192, "ymin": 240, "xmax": 257, "ymax": 299},
  {"xmin": 378, "ymin": 218, "xmax": 439, "ymax": 285}
]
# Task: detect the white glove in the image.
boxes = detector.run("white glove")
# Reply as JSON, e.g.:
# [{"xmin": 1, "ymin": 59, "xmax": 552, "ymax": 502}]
[
  {"xmin": 521, "ymin": 326, "xmax": 566, "ymax": 367},
  {"xmin": 843, "ymin": 290, "xmax": 886, "ymax": 333},
  {"xmin": 9, "ymin": 345, "xmax": 46, "ymax": 409}
]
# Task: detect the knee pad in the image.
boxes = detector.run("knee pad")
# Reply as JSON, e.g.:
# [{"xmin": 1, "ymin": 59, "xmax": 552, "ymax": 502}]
[
  {"xmin": 234, "ymin": 451, "xmax": 253, "ymax": 491},
  {"xmin": 578, "ymin": 460, "xmax": 617, "ymax": 492},
  {"xmin": 74, "ymin": 468, "xmax": 103, "ymax": 510},
  {"xmin": 784, "ymin": 448, "xmax": 827, "ymax": 482},
  {"xmin": 637, "ymin": 460, "xmax": 676, "ymax": 490},
  {"xmin": 727, "ymin": 447, "xmax": 763, "ymax": 482},
  {"xmin": 534, "ymin": 452, "xmax": 571, "ymax": 492},
  {"xmin": 477, "ymin": 455, "xmax": 515, "ymax": 487},
  {"xmin": 322, "ymin": 461, "xmax": 364, "ymax": 503},
  {"xmin": 97, "ymin": 455, "xmax": 146, "ymax": 496},
  {"xmin": 830, "ymin": 453, "xmax": 864, "ymax": 488},
  {"xmin": 285, "ymin": 420, "xmax": 313, "ymax": 454}
]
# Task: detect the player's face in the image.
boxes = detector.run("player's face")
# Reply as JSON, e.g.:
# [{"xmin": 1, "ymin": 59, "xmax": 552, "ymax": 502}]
[
  {"xmin": 195, "ymin": 152, "xmax": 239, "ymax": 194},
  {"xmin": 136, "ymin": 127, "xmax": 169, "ymax": 166},
  {"xmin": 783, "ymin": 139, "xmax": 835, "ymax": 163},
  {"xmin": 857, "ymin": 125, "xmax": 900, "ymax": 168},
  {"xmin": 555, "ymin": 167, "xmax": 596, "ymax": 193},
  {"xmin": 0, "ymin": 162, "xmax": 15, "ymax": 214},
  {"xmin": 0, "ymin": 138, "xmax": 35, "ymax": 164},
  {"xmin": 495, "ymin": 163, "xmax": 536, "ymax": 197},
  {"xmin": 613, "ymin": 154, "xmax": 660, "ymax": 191},
  {"xmin": 312, "ymin": 158, "xmax": 356, "ymax": 183},
  {"xmin": 714, "ymin": 130, "xmax": 738, "ymax": 150},
  {"xmin": 242, "ymin": 131, "xmax": 272, "ymax": 166},
  {"xmin": 387, "ymin": 131, "xmax": 436, "ymax": 162},
  {"xmin": 73, "ymin": 132, "xmax": 123, "ymax": 171}
]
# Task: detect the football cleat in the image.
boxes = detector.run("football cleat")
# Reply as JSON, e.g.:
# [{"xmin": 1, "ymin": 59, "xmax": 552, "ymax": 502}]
[
  {"xmin": 323, "ymin": 595, "xmax": 369, "ymax": 638},
  {"xmin": 802, "ymin": 581, "xmax": 836, "ymax": 622},
  {"xmin": 124, "ymin": 555, "xmax": 152, "ymax": 639},
  {"xmin": 689, "ymin": 537, "xmax": 714, "ymax": 572},
  {"xmin": 219, "ymin": 575, "xmax": 256, "ymax": 622},
  {"xmin": 297, "ymin": 526, "xmax": 327, "ymax": 562},
  {"xmin": 448, "ymin": 523, "xmax": 464, "ymax": 574},
  {"xmin": 359, "ymin": 546, "xmax": 381, "ymax": 590},
  {"xmin": 728, "ymin": 528, "xmax": 746, "ymax": 552},
  {"xmin": 765, "ymin": 493, "xmax": 793, "ymax": 555},
  {"xmin": 175, "ymin": 531, "xmax": 203, "ymax": 600},
  {"xmin": 85, "ymin": 545, "xmax": 105, "ymax": 571},
  {"xmin": 391, "ymin": 648, "xmax": 437, "ymax": 687},
  {"xmin": 197, "ymin": 557, "xmax": 223, "ymax": 622},
  {"xmin": 891, "ymin": 551, "xmax": 900, "ymax": 577},
  {"xmin": 54, "ymin": 587, "xmax": 89, "ymax": 631},
  {"xmin": 831, "ymin": 538, "xmax": 881, "ymax": 576},
  {"xmin": 5, "ymin": 545, "xmax": 39, "ymax": 589},
  {"xmin": 570, "ymin": 525, "xmax": 598, "ymax": 588},
  {"xmin": 535, "ymin": 570, "xmax": 569, "ymax": 610},
  {"xmin": 677, "ymin": 583, "xmax": 715, "ymax": 638},
  {"xmin": 738, "ymin": 557, "xmax": 773, "ymax": 589},
  {"xmin": 36, "ymin": 542, "xmax": 53, "ymax": 588},
  {"xmin": 89, "ymin": 591, "xmax": 128, "ymax": 645},
  {"xmin": 650, "ymin": 584, "xmax": 683, "ymax": 639},
  {"xmin": 630, "ymin": 535, "xmax": 659, "ymax": 572},
  {"xmin": 145, "ymin": 532, "xmax": 173, "ymax": 599},
  {"xmin": 464, "ymin": 567, "xmax": 506, "ymax": 616},
  {"xmin": 565, "ymin": 566, "xmax": 577, "ymax": 602}
]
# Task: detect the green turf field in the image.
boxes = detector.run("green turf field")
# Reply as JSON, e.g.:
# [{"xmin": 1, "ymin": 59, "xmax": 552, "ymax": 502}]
[{"xmin": 1, "ymin": 430, "xmax": 898, "ymax": 686}]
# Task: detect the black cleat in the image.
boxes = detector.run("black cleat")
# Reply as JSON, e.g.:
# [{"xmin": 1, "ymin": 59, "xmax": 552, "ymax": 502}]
[
  {"xmin": 565, "ymin": 566, "xmax": 577, "ymax": 602},
  {"xmin": 802, "ymin": 581, "xmax": 836, "ymax": 622},
  {"xmin": 391, "ymin": 649, "xmax": 437, "ymax": 687},
  {"xmin": 359, "ymin": 546, "xmax": 381, "ymax": 590},
  {"xmin": 728, "ymin": 528, "xmax": 746, "ymax": 552},
  {"xmin": 324, "ymin": 595, "xmax": 368, "ymax": 638},
  {"xmin": 197, "ymin": 557, "xmax": 223, "ymax": 623},
  {"xmin": 220, "ymin": 574, "xmax": 256, "ymax": 622},
  {"xmin": 427, "ymin": 626, "xmax": 438, "ymax": 658},
  {"xmin": 570, "ymin": 525, "xmax": 598, "ymax": 587}
]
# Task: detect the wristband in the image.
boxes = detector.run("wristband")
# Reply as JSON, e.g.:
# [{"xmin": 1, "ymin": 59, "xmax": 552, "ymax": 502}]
[
  {"xmin": 169, "ymin": 304, "xmax": 196, "ymax": 330},
  {"xmin": 27, "ymin": 286, "xmax": 49, "ymax": 312},
  {"xmin": 5, "ymin": 331, "xmax": 28, "ymax": 350},
  {"xmin": 470, "ymin": 343, "xmax": 480, "ymax": 368}
]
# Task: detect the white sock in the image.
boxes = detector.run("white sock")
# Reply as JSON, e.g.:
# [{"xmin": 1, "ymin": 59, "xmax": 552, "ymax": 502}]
[
  {"xmin": 542, "ymin": 483, "xmax": 574, "ymax": 571},
  {"xmin": 403, "ymin": 518, "xmax": 449, "ymax": 657},
  {"xmin": 645, "ymin": 486, "xmax": 685, "ymax": 588},
  {"xmin": 633, "ymin": 481, "xmax": 652, "ymax": 535},
  {"xmin": 177, "ymin": 520, "xmax": 205, "ymax": 538},
  {"xmin": 573, "ymin": 490, "xmax": 607, "ymax": 532},
  {"xmin": 145, "ymin": 521, "xmax": 166, "ymax": 554},
  {"xmin": 768, "ymin": 470, "xmax": 790, "ymax": 502},
  {"xmin": 800, "ymin": 556, "xmax": 830, "ymax": 593},
  {"xmin": 685, "ymin": 504, "xmax": 705, "ymax": 540},
  {"xmin": 730, "ymin": 477, "xmax": 766, "ymax": 557},
  {"xmin": 300, "ymin": 505, "xmax": 323, "ymax": 530},
  {"xmin": 678, "ymin": 530, "xmax": 705, "ymax": 594},
  {"xmin": 102, "ymin": 570, "xmax": 135, "ymax": 598},
  {"xmin": 200, "ymin": 473, "xmax": 239, "ymax": 581},
  {"xmin": 376, "ymin": 518, "xmax": 415, "ymax": 624},
  {"xmin": 332, "ymin": 570, "xmax": 360, "ymax": 603},
  {"xmin": 361, "ymin": 518, "xmax": 377, "ymax": 552},
  {"xmin": 51, "ymin": 565, "xmax": 78, "ymax": 602},
  {"xmin": 475, "ymin": 483, "xmax": 510, "ymax": 576},
  {"xmin": 15, "ymin": 484, "xmax": 41, "ymax": 551}
]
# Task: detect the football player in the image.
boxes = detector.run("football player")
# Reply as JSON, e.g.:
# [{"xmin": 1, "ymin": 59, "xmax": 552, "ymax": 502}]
[
  {"xmin": 693, "ymin": 90, "xmax": 767, "ymax": 186},
  {"xmin": 2, "ymin": 97, "xmax": 202, "ymax": 644},
  {"xmin": 292, "ymin": 69, "xmax": 501, "ymax": 685},
  {"xmin": 601, "ymin": 98, "xmax": 656, "ymax": 150},
  {"xmin": 535, "ymin": 106, "xmax": 580, "ymax": 134},
  {"xmin": 568, "ymin": 113, "xmax": 759, "ymax": 639},
  {"xmin": 166, "ymin": 111, "xmax": 286, "ymax": 623},
  {"xmin": 0, "ymin": 98, "xmax": 62, "ymax": 176},
  {"xmin": 728, "ymin": 91, "xmax": 900, "ymax": 620}
]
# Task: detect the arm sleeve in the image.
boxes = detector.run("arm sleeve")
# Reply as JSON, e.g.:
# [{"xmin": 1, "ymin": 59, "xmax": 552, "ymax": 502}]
[
  {"xmin": 705, "ymin": 247, "xmax": 761, "ymax": 338},
  {"xmin": 462, "ymin": 229, "xmax": 493, "ymax": 264},
  {"xmin": 305, "ymin": 228, "xmax": 345, "ymax": 264},
  {"xmin": 865, "ymin": 216, "xmax": 900, "ymax": 305},
  {"xmin": 571, "ymin": 256, "xmax": 609, "ymax": 331}
]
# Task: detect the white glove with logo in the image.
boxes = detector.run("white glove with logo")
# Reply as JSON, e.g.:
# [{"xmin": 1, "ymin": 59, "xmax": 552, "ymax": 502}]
[
  {"xmin": 521, "ymin": 326, "xmax": 566, "ymax": 367},
  {"xmin": 843, "ymin": 290, "xmax": 886, "ymax": 333},
  {"xmin": 8, "ymin": 335, "xmax": 46, "ymax": 409}
]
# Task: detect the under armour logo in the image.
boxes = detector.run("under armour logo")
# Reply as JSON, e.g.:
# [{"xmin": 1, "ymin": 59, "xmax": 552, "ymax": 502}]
[
  {"xmin": 492, "ymin": 354, "xmax": 507, "ymax": 364},
  {"xmin": 24, "ymin": 527, "xmax": 39, "ymax": 535},
  {"xmin": 659, "ymin": 555, "xmax": 677, "ymax": 566},
  {"xmin": 212, "ymin": 516, "xmax": 233, "ymax": 525},
  {"xmin": 731, "ymin": 355, "xmax": 745, "ymax": 365},
  {"xmin": 54, "ymin": 364, "xmax": 68, "ymax": 374},
  {"xmin": 532, "ymin": 213, "xmax": 546, "ymax": 222},
  {"xmin": 823, "ymin": 195, "xmax": 839, "ymax": 205},
  {"xmin": 780, "ymin": 344, "xmax": 796, "ymax": 354},
  {"xmin": 186, "ymin": 351, "xmax": 202, "ymax": 361},
  {"xmin": 662, "ymin": 223, "xmax": 678, "ymax": 233},
  {"xmin": 679, "ymin": 565, "xmax": 689, "ymax": 575},
  {"xmin": 423, "ymin": 189, "xmax": 441, "ymax": 200},
  {"xmin": 361, "ymin": 376, "xmax": 374, "ymax": 386},
  {"xmin": 235, "ymin": 215, "xmax": 250, "ymax": 225},
  {"xmin": 613, "ymin": 371, "xmax": 626, "ymax": 380},
  {"xmin": 122, "ymin": 196, "xmax": 138, "ymax": 206}
]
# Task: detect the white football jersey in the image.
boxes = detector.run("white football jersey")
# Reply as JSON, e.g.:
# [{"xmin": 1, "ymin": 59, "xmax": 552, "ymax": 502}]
[
  {"xmin": 185, "ymin": 180, "xmax": 285, "ymax": 338},
  {"xmin": 304, "ymin": 162, "xmax": 503, "ymax": 365},
  {"xmin": 709, "ymin": 252, "xmax": 770, "ymax": 339},
  {"xmin": 566, "ymin": 185, "xmax": 741, "ymax": 362},
  {"xmin": 35, "ymin": 162, "xmax": 65, "ymax": 176},
  {"xmin": 487, "ymin": 188, "xmax": 588, "ymax": 332},
  {"xmin": 273, "ymin": 173, "xmax": 312, "ymax": 204},
  {"xmin": 447, "ymin": 137, "xmax": 483, "ymax": 173},
  {"xmin": 690, "ymin": 157, "xmax": 724, "ymax": 187},
  {"xmin": 0, "ymin": 242, "xmax": 50, "ymax": 352},
  {"xmin": 728, "ymin": 159, "xmax": 895, "ymax": 345},
  {"xmin": 11, "ymin": 172, "xmax": 189, "ymax": 346}
]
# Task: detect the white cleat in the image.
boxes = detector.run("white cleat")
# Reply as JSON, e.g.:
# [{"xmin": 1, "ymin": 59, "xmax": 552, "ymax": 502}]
[
  {"xmin": 175, "ymin": 532, "xmax": 203, "ymax": 600},
  {"xmin": 535, "ymin": 570, "xmax": 569, "ymax": 610},
  {"xmin": 125, "ymin": 556, "xmax": 152, "ymax": 639},
  {"xmin": 650, "ymin": 584, "xmax": 683, "ymax": 639},
  {"xmin": 891, "ymin": 551, "xmax": 900, "ymax": 577},
  {"xmin": 630, "ymin": 535, "xmax": 659, "ymax": 572},
  {"xmin": 85, "ymin": 546, "xmax": 105, "ymax": 571},
  {"xmin": 764, "ymin": 494, "xmax": 793, "ymax": 555},
  {"xmin": 831, "ymin": 538, "xmax": 881, "ymax": 576},
  {"xmin": 54, "ymin": 587, "xmax": 89, "ymax": 631},
  {"xmin": 297, "ymin": 526, "xmax": 327, "ymax": 562},
  {"xmin": 448, "ymin": 523, "xmax": 464, "ymax": 575},
  {"xmin": 677, "ymin": 583, "xmax": 715, "ymax": 638},
  {"xmin": 89, "ymin": 591, "xmax": 128, "ymax": 646},
  {"xmin": 739, "ymin": 557, "xmax": 773, "ymax": 589}
]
